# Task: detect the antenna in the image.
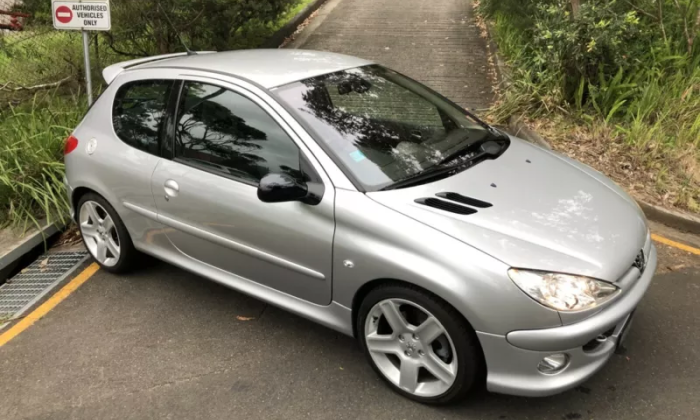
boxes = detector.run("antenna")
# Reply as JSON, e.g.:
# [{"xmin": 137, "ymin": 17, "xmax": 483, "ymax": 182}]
[{"xmin": 156, "ymin": 1, "xmax": 196, "ymax": 55}]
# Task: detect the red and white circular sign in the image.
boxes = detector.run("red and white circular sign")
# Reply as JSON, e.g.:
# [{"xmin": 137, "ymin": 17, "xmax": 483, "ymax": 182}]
[{"xmin": 55, "ymin": 5, "xmax": 73, "ymax": 24}]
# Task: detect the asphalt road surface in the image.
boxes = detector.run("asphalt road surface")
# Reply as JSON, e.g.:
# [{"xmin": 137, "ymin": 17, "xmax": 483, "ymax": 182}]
[{"xmin": 0, "ymin": 221, "xmax": 698, "ymax": 420}]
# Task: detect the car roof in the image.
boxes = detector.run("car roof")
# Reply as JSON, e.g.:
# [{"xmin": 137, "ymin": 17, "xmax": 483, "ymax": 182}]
[{"xmin": 133, "ymin": 49, "xmax": 374, "ymax": 89}]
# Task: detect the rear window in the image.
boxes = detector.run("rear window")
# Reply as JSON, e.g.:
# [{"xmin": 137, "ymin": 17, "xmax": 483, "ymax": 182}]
[{"xmin": 112, "ymin": 80, "xmax": 174, "ymax": 155}]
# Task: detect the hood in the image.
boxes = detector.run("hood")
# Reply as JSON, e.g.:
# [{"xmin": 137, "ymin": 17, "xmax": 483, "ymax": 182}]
[{"xmin": 367, "ymin": 138, "xmax": 648, "ymax": 282}]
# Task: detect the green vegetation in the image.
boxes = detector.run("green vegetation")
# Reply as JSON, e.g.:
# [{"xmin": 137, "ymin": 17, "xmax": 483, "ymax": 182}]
[
  {"xmin": 479, "ymin": 0, "xmax": 700, "ymax": 212},
  {"xmin": 15, "ymin": 0, "xmax": 305, "ymax": 56},
  {"xmin": 0, "ymin": 31, "xmax": 96, "ymax": 88},
  {"xmin": 0, "ymin": 93, "xmax": 85, "ymax": 228},
  {"xmin": 0, "ymin": 0, "xmax": 311, "ymax": 228}
]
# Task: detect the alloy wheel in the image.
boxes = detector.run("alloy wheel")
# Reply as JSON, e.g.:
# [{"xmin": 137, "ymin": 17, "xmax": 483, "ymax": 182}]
[
  {"xmin": 79, "ymin": 201, "xmax": 120, "ymax": 267},
  {"xmin": 364, "ymin": 298, "xmax": 458, "ymax": 397}
]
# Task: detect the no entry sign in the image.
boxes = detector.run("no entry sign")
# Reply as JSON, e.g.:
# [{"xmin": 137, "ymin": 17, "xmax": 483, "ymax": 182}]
[
  {"xmin": 55, "ymin": 5, "xmax": 73, "ymax": 24},
  {"xmin": 52, "ymin": 0, "xmax": 111, "ymax": 31},
  {"xmin": 52, "ymin": 0, "xmax": 111, "ymax": 107}
]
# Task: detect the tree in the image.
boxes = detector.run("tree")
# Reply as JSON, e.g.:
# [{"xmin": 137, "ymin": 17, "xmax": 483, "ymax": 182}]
[
  {"xmin": 106, "ymin": 0, "xmax": 299, "ymax": 56},
  {"xmin": 13, "ymin": 0, "xmax": 300, "ymax": 56}
]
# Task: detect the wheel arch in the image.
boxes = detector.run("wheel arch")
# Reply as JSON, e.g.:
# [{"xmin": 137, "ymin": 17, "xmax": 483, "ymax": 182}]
[
  {"xmin": 70, "ymin": 180, "xmax": 121, "ymax": 222},
  {"xmin": 71, "ymin": 186, "xmax": 96, "ymax": 220}
]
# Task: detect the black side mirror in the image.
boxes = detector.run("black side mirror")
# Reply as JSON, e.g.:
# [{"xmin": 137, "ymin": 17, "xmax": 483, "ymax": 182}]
[{"xmin": 257, "ymin": 173, "xmax": 312, "ymax": 204}]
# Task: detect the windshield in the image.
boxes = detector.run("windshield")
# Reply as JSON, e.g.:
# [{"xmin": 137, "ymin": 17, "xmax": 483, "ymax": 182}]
[{"xmin": 274, "ymin": 65, "xmax": 501, "ymax": 191}]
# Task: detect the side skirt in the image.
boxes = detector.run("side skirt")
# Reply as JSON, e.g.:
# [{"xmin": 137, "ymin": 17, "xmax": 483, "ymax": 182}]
[{"xmin": 134, "ymin": 241, "xmax": 354, "ymax": 337}]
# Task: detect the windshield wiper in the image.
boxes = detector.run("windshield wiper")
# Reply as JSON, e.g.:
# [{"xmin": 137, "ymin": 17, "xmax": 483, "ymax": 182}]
[
  {"xmin": 379, "ymin": 139, "xmax": 508, "ymax": 191},
  {"xmin": 435, "ymin": 140, "xmax": 484, "ymax": 166},
  {"xmin": 379, "ymin": 164, "xmax": 462, "ymax": 191}
]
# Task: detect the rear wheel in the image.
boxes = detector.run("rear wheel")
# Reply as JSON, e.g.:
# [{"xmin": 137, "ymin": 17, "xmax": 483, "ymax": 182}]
[
  {"xmin": 357, "ymin": 283, "xmax": 483, "ymax": 404},
  {"xmin": 77, "ymin": 193, "xmax": 137, "ymax": 273}
]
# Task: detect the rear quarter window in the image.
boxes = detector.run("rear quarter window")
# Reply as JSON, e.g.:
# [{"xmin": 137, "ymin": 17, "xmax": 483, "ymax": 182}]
[{"xmin": 112, "ymin": 80, "xmax": 174, "ymax": 155}]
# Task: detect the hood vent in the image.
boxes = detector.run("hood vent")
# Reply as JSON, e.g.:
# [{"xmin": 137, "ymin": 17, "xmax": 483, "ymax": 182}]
[
  {"xmin": 414, "ymin": 198, "xmax": 477, "ymax": 215},
  {"xmin": 436, "ymin": 192, "xmax": 492, "ymax": 208}
]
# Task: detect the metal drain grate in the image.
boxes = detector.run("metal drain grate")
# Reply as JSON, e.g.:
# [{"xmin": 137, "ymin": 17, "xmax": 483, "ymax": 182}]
[{"xmin": 0, "ymin": 251, "xmax": 88, "ymax": 326}]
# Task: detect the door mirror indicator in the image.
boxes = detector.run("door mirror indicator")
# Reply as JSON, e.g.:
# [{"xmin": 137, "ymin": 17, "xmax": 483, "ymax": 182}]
[{"xmin": 258, "ymin": 173, "xmax": 319, "ymax": 205}]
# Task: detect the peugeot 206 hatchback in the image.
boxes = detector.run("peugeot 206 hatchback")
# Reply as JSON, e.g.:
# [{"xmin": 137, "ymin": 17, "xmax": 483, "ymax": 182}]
[{"xmin": 64, "ymin": 50, "xmax": 655, "ymax": 404}]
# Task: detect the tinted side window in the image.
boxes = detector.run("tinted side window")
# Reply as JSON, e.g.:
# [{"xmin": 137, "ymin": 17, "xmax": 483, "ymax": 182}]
[
  {"xmin": 113, "ymin": 80, "xmax": 173, "ymax": 155},
  {"xmin": 174, "ymin": 82, "xmax": 302, "ymax": 184}
]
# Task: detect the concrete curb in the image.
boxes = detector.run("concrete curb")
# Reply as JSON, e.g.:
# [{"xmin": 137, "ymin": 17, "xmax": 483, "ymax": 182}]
[
  {"xmin": 261, "ymin": 0, "xmax": 330, "ymax": 48},
  {"xmin": 484, "ymin": 20, "xmax": 510, "ymax": 92},
  {"xmin": 637, "ymin": 201, "xmax": 700, "ymax": 235},
  {"xmin": 0, "ymin": 221, "xmax": 64, "ymax": 282}
]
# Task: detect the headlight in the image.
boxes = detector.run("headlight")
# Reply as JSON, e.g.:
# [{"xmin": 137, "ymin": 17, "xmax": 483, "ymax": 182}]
[{"xmin": 508, "ymin": 269, "xmax": 620, "ymax": 312}]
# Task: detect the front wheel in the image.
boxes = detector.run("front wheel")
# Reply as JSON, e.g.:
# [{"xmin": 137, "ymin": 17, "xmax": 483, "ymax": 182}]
[{"xmin": 357, "ymin": 283, "xmax": 484, "ymax": 404}]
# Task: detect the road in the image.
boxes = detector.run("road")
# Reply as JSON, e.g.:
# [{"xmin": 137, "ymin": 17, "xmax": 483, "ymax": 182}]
[
  {"xmin": 0, "ymin": 221, "xmax": 699, "ymax": 420},
  {"xmin": 287, "ymin": 0, "xmax": 496, "ymax": 110}
]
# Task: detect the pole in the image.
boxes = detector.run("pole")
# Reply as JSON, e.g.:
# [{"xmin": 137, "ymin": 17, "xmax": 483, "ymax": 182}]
[{"xmin": 82, "ymin": 30, "xmax": 93, "ymax": 106}]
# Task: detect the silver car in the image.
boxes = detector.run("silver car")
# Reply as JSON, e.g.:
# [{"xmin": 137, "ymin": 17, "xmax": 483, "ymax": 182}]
[{"xmin": 64, "ymin": 50, "xmax": 655, "ymax": 404}]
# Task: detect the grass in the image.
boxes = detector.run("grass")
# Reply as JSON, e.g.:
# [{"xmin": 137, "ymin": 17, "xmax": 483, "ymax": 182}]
[
  {"xmin": 0, "ymin": 31, "xmax": 88, "ymax": 88},
  {"xmin": 0, "ymin": 93, "xmax": 86, "ymax": 229},
  {"xmin": 485, "ymin": 10, "xmax": 700, "ymax": 213}
]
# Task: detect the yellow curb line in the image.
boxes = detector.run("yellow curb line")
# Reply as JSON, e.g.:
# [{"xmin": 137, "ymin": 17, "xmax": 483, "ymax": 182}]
[
  {"xmin": 652, "ymin": 234, "xmax": 700, "ymax": 256},
  {"xmin": 0, "ymin": 262, "xmax": 100, "ymax": 348}
]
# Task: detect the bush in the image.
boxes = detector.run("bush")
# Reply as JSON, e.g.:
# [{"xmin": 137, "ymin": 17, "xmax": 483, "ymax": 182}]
[
  {"xmin": 481, "ymin": 0, "xmax": 700, "ymax": 211},
  {"xmin": 482, "ymin": 0, "xmax": 699, "ymax": 109},
  {"xmin": 0, "ymin": 94, "xmax": 85, "ymax": 228},
  {"xmin": 16, "ymin": 0, "xmax": 303, "ymax": 56},
  {"xmin": 107, "ymin": 0, "xmax": 303, "ymax": 55},
  {"xmin": 0, "ymin": 31, "xmax": 85, "ymax": 88}
]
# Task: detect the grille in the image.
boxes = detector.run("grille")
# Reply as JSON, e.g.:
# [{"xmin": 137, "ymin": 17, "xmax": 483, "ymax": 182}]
[
  {"xmin": 435, "ymin": 192, "xmax": 492, "ymax": 208},
  {"xmin": 0, "ymin": 251, "xmax": 88, "ymax": 326},
  {"xmin": 415, "ymin": 198, "xmax": 477, "ymax": 215},
  {"xmin": 632, "ymin": 250, "xmax": 646, "ymax": 273}
]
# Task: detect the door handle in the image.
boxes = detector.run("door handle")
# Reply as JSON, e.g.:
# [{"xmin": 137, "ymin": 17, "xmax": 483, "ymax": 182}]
[{"xmin": 164, "ymin": 179, "xmax": 179, "ymax": 201}]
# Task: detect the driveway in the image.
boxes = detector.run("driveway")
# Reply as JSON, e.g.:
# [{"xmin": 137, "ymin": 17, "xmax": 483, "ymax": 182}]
[
  {"xmin": 288, "ymin": 0, "xmax": 496, "ymax": 110},
  {"xmin": 0, "ymin": 220, "xmax": 699, "ymax": 419}
]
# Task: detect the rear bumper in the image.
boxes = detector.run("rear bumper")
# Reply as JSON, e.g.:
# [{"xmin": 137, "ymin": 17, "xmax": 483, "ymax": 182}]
[
  {"xmin": 479, "ymin": 245, "xmax": 656, "ymax": 397},
  {"xmin": 64, "ymin": 176, "xmax": 75, "ymax": 220}
]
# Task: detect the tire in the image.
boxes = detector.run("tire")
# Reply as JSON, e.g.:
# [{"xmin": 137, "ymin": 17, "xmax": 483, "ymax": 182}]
[
  {"xmin": 357, "ymin": 283, "xmax": 484, "ymax": 405},
  {"xmin": 77, "ymin": 192, "xmax": 138, "ymax": 273}
]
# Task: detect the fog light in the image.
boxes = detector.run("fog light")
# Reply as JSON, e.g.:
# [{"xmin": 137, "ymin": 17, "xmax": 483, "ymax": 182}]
[{"xmin": 537, "ymin": 353, "xmax": 570, "ymax": 375}]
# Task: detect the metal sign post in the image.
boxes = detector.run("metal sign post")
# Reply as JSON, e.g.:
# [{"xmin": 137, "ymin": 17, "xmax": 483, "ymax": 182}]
[
  {"xmin": 52, "ymin": 0, "xmax": 111, "ymax": 107},
  {"xmin": 82, "ymin": 30, "xmax": 93, "ymax": 105}
]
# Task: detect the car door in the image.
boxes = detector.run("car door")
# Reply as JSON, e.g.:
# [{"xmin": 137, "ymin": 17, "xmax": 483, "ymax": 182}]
[{"xmin": 151, "ymin": 78, "xmax": 335, "ymax": 305}]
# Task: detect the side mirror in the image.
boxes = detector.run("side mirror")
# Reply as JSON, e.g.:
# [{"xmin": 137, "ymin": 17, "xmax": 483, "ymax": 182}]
[{"xmin": 257, "ymin": 173, "xmax": 310, "ymax": 204}]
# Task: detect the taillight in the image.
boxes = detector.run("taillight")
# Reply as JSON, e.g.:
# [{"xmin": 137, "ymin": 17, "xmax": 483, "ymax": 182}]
[{"xmin": 64, "ymin": 135, "xmax": 79, "ymax": 155}]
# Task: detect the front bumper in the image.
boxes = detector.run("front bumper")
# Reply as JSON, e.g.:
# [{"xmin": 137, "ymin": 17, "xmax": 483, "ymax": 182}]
[{"xmin": 479, "ymin": 244, "xmax": 657, "ymax": 397}]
